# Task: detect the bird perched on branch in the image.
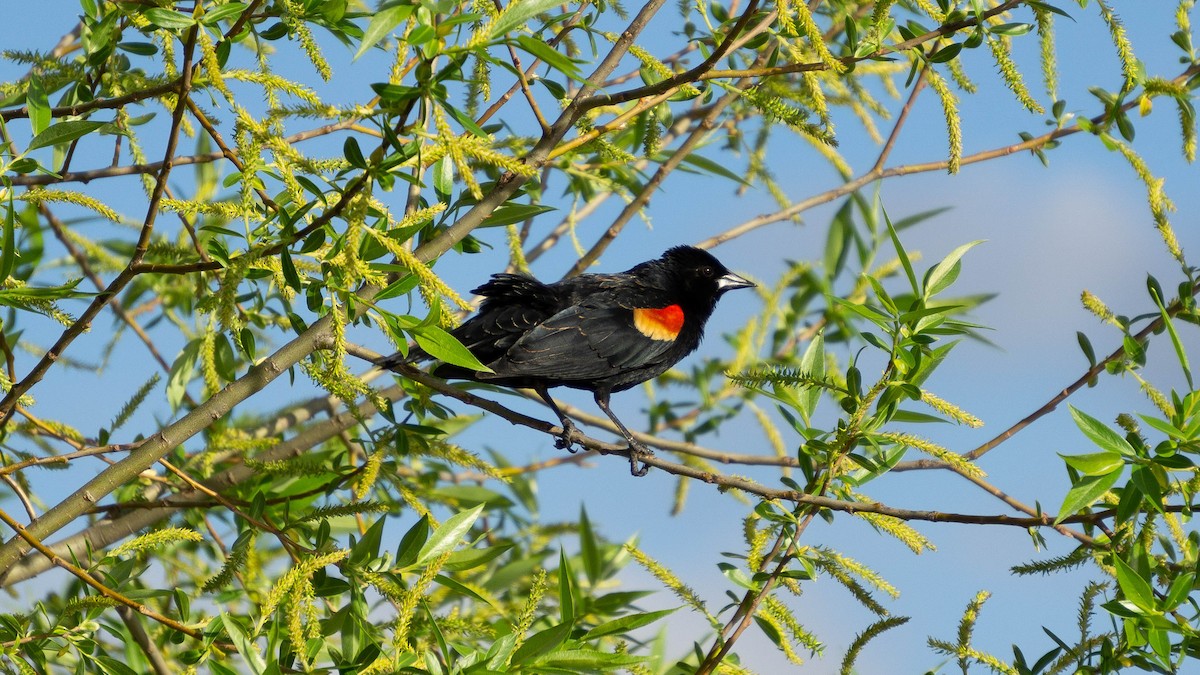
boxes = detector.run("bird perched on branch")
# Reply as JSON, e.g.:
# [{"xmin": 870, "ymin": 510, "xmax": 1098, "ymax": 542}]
[{"xmin": 377, "ymin": 245, "xmax": 754, "ymax": 476}]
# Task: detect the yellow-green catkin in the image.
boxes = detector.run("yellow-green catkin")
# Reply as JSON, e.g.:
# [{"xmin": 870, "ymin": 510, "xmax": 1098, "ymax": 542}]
[
  {"xmin": 354, "ymin": 450, "xmax": 383, "ymax": 499},
  {"xmin": 920, "ymin": 391, "xmax": 983, "ymax": 427},
  {"xmin": 507, "ymin": 568, "xmax": 548, "ymax": 660},
  {"xmin": 196, "ymin": 23, "xmax": 232, "ymax": 100},
  {"xmin": 1096, "ymin": 0, "xmax": 1138, "ymax": 91},
  {"xmin": 987, "ymin": 35, "xmax": 1044, "ymax": 114},
  {"xmin": 19, "ymin": 187, "xmax": 121, "ymax": 222},
  {"xmin": 924, "ymin": 67, "xmax": 962, "ymax": 174},
  {"xmin": 624, "ymin": 543, "xmax": 716, "ymax": 627},
  {"xmin": 792, "ymin": 1, "xmax": 846, "ymax": 73},
  {"xmin": 1081, "ymin": 290, "xmax": 1120, "ymax": 326},
  {"xmin": 1034, "ymin": 7, "xmax": 1058, "ymax": 101},
  {"xmin": 280, "ymin": 0, "xmax": 332, "ymax": 81},
  {"xmin": 882, "ymin": 432, "xmax": 984, "ymax": 479},
  {"xmin": 110, "ymin": 527, "xmax": 203, "ymax": 558},
  {"xmin": 394, "ymin": 549, "xmax": 453, "ymax": 650}
]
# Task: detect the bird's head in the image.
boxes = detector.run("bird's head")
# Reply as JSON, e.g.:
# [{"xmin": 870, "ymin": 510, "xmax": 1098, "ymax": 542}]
[{"xmin": 652, "ymin": 245, "xmax": 755, "ymax": 309}]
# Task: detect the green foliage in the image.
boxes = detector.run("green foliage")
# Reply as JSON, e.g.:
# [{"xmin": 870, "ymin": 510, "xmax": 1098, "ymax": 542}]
[{"xmin": 0, "ymin": 1, "xmax": 1194, "ymax": 673}]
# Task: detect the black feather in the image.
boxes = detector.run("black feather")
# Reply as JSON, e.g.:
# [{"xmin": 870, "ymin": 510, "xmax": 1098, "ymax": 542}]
[{"xmin": 378, "ymin": 246, "xmax": 753, "ymax": 475}]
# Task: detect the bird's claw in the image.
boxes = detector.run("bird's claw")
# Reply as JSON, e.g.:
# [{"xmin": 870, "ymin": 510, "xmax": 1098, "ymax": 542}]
[
  {"xmin": 555, "ymin": 419, "xmax": 580, "ymax": 453},
  {"xmin": 627, "ymin": 441, "xmax": 654, "ymax": 477}
]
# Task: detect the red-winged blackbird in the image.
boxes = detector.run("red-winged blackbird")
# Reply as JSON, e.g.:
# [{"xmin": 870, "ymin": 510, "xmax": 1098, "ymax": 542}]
[{"xmin": 378, "ymin": 246, "xmax": 754, "ymax": 475}]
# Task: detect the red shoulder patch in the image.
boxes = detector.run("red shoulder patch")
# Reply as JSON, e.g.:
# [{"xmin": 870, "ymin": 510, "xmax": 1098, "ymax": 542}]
[{"xmin": 633, "ymin": 305, "xmax": 684, "ymax": 341}]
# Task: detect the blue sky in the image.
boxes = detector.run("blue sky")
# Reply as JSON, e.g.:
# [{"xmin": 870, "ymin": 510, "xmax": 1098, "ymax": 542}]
[{"xmin": 1, "ymin": 3, "xmax": 1197, "ymax": 673}]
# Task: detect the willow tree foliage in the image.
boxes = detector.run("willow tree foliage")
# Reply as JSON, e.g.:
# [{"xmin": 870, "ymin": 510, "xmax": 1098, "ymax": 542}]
[{"xmin": 0, "ymin": 0, "xmax": 1196, "ymax": 673}]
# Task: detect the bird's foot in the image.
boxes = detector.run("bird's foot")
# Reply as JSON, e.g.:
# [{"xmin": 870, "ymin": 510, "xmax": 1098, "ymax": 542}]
[
  {"xmin": 554, "ymin": 418, "xmax": 580, "ymax": 453},
  {"xmin": 627, "ymin": 439, "xmax": 654, "ymax": 477}
]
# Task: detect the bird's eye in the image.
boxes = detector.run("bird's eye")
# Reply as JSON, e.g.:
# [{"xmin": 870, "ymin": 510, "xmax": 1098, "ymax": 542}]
[{"xmin": 698, "ymin": 266, "xmax": 716, "ymax": 278}]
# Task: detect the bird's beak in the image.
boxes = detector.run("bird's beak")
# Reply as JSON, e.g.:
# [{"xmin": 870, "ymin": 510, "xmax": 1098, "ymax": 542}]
[{"xmin": 717, "ymin": 272, "xmax": 755, "ymax": 293}]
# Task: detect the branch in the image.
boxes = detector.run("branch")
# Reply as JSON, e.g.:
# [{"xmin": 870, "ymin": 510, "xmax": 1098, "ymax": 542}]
[
  {"xmin": 413, "ymin": 0, "xmax": 673, "ymax": 265},
  {"xmin": 563, "ymin": 34, "xmax": 776, "ymax": 278},
  {"xmin": 584, "ymin": 0, "xmax": 1022, "ymax": 112},
  {"xmin": 574, "ymin": 0, "xmax": 762, "ymax": 110},
  {"xmin": 0, "ymin": 380, "xmax": 403, "ymax": 587},
  {"xmin": 0, "ymin": 506, "xmax": 203, "ymax": 640},
  {"xmin": 0, "ymin": 78, "xmax": 183, "ymax": 121},
  {"xmin": 0, "ymin": 29, "xmax": 200, "ymax": 426},
  {"xmin": 373, "ymin": 359, "xmax": 1101, "ymax": 536}
]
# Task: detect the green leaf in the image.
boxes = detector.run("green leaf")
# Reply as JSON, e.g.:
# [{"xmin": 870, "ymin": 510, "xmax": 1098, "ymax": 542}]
[
  {"xmin": 0, "ymin": 278, "xmax": 85, "ymax": 302},
  {"xmin": 717, "ymin": 562, "xmax": 761, "ymax": 591},
  {"xmin": 349, "ymin": 516, "xmax": 386, "ymax": 565},
  {"xmin": 480, "ymin": 203, "xmax": 556, "ymax": 227},
  {"xmin": 1147, "ymin": 627, "xmax": 1170, "ymax": 663},
  {"xmin": 1123, "ymin": 334, "xmax": 1146, "ymax": 365},
  {"xmin": 220, "ymin": 613, "xmax": 267, "ymax": 675},
  {"xmin": 27, "ymin": 73, "xmax": 50, "ymax": 137},
  {"xmin": 897, "ymin": 303, "xmax": 964, "ymax": 326},
  {"xmin": 395, "ymin": 516, "xmax": 430, "ymax": 567},
  {"xmin": 1151, "ymin": 288, "xmax": 1192, "ymax": 389},
  {"xmin": 991, "ymin": 22, "xmax": 1034, "ymax": 36},
  {"xmin": 583, "ymin": 607, "xmax": 678, "ymax": 639},
  {"xmin": 416, "ymin": 503, "xmax": 483, "ymax": 566},
  {"xmin": 432, "ymin": 156, "xmax": 453, "ymax": 202},
  {"xmin": 202, "ymin": 2, "xmax": 249, "ymax": 25},
  {"xmin": 884, "ymin": 210, "xmax": 919, "ymax": 295},
  {"xmin": 928, "ymin": 42, "xmax": 962, "ymax": 63},
  {"xmin": 829, "ymin": 296, "xmax": 893, "ymax": 327},
  {"xmin": 355, "ymin": 3, "xmax": 416, "ymax": 60},
  {"xmin": 0, "ymin": 197, "xmax": 15, "ymax": 282},
  {"xmin": 1162, "ymin": 572, "xmax": 1194, "ymax": 610},
  {"xmin": 1025, "ymin": 1, "xmax": 1073, "ymax": 18},
  {"xmin": 280, "ymin": 248, "xmax": 300, "ymax": 290},
  {"xmin": 510, "ymin": 622, "xmax": 572, "ymax": 665},
  {"xmin": 93, "ymin": 656, "xmax": 139, "ymax": 675},
  {"xmin": 679, "ymin": 153, "xmax": 752, "ymax": 186},
  {"xmin": 1059, "ymin": 451, "xmax": 1123, "ymax": 476},
  {"xmin": 442, "ymin": 101, "xmax": 490, "ymax": 139},
  {"xmin": 1138, "ymin": 414, "xmax": 1189, "ymax": 441},
  {"xmin": 558, "ymin": 548, "xmax": 576, "ymax": 623},
  {"xmin": 923, "ymin": 240, "xmax": 983, "ymax": 298},
  {"xmin": 579, "ymin": 507, "xmax": 601, "ymax": 585},
  {"xmin": 443, "ymin": 543, "xmax": 514, "ymax": 571},
  {"xmin": 795, "ymin": 332, "xmax": 824, "ymax": 425},
  {"xmin": 433, "ymin": 574, "xmax": 505, "ymax": 614},
  {"xmin": 1054, "ymin": 469, "xmax": 1121, "ymax": 525},
  {"xmin": 374, "ymin": 274, "xmax": 419, "ymax": 302},
  {"xmin": 411, "ymin": 325, "xmax": 492, "ymax": 372},
  {"xmin": 489, "ymin": 0, "xmax": 568, "ymax": 38},
  {"xmin": 143, "ymin": 7, "xmax": 198, "ymax": 30},
  {"xmin": 1069, "ymin": 405, "xmax": 1136, "ymax": 456},
  {"xmin": 1129, "ymin": 465, "xmax": 1165, "ymax": 513},
  {"xmin": 515, "ymin": 35, "xmax": 581, "ymax": 77},
  {"xmin": 26, "ymin": 120, "xmax": 107, "ymax": 152},
  {"xmin": 167, "ymin": 339, "xmax": 201, "ymax": 411},
  {"xmin": 343, "ymin": 136, "xmax": 367, "ymax": 169},
  {"xmin": 1077, "ymin": 331, "xmax": 1096, "ymax": 367},
  {"xmin": 485, "ymin": 633, "xmax": 519, "ymax": 669},
  {"xmin": 1112, "ymin": 556, "xmax": 1157, "ymax": 614}
]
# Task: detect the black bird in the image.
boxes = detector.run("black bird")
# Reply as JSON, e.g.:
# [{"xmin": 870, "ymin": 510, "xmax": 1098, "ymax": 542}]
[{"xmin": 378, "ymin": 246, "xmax": 754, "ymax": 475}]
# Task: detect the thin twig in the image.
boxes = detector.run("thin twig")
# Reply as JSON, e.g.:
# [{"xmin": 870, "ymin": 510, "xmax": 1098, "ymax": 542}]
[
  {"xmin": 0, "ymin": 506, "xmax": 203, "ymax": 640},
  {"xmin": 0, "ymin": 28, "xmax": 201, "ymax": 426}
]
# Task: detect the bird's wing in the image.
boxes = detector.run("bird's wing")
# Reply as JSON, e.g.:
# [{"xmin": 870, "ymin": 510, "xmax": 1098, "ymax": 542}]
[
  {"xmin": 437, "ymin": 275, "xmax": 559, "ymax": 359},
  {"xmin": 486, "ymin": 304, "xmax": 677, "ymax": 381}
]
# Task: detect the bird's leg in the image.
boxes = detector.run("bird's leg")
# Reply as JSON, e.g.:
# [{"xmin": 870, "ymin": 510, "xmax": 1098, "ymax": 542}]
[
  {"xmin": 593, "ymin": 391, "xmax": 653, "ymax": 477},
  {"xmin": 533, "ymin": 385, "xmax": 580, "ymax": 452}
]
